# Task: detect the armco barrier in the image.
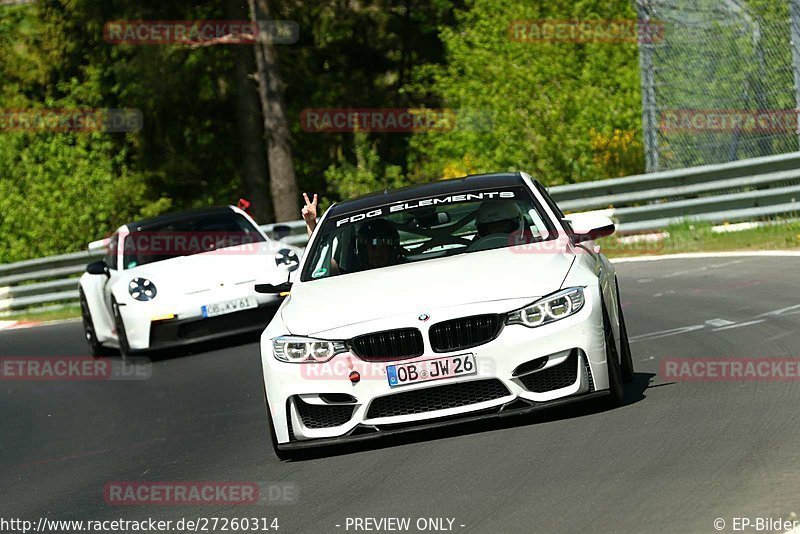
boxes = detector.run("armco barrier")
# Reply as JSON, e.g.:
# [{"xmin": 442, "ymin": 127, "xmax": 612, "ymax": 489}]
[
  {"xmin": 0, "ymin": 221, "xmax": 307, "ymax": 313},
  {"xmin": 550, "ymin": 151, "xmax": 800, "ymax": 231},
  {"xmin": 2, "ymin": 152, "xmax": 799, "ymax": 313}
]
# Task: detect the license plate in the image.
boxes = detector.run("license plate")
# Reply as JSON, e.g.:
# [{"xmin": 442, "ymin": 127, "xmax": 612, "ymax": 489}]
[
  {"xmin": 201, "ymin": 296, "xmax": 258, "ymax": 318},
  {"xmin": 386, "ymin": 354, "xmax": 476, "ymax": 388}
]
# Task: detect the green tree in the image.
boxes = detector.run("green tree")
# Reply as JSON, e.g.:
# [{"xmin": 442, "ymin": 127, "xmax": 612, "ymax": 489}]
[
  {"xmin": 407, "ymin": 0, "xmax": 644, "ymax": 185},
  {"xmin": 324, "ymin": 131, "xmax": 405, "ymax": 202}
]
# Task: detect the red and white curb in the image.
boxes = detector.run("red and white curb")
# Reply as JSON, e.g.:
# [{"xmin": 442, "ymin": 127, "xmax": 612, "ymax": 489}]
[
  {"xmin": 0, "ymin": 320, "xmax": 40, "ymax": 331},
  {"xmin": 0, "ymin": 318, "xmax": 78, "ymax": 332}
]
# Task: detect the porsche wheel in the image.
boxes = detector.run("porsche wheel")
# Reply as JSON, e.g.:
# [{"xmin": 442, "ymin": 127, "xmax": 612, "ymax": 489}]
[
  {"xmin": 111, "ymin": 298, "xmax": 130, "ymax": 360},
  {"xmin": 79, "ymin": 288, "xmax": 111, "ymax": 358}
]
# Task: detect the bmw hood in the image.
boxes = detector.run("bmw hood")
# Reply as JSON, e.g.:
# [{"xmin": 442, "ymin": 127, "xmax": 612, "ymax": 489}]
[{"xmin": 283, "ymin": 247, "xmax": 576, "ymax": 335}]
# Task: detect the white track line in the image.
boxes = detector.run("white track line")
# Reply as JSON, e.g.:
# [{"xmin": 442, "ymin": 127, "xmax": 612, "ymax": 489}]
[{"xmin": 611, "ymin": 250, "xmax": 800, "ymax": 263}]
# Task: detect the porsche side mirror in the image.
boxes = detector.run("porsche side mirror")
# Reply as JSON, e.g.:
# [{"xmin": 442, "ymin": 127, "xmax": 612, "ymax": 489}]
[
  {"xmin": 564, "ymin": 214, "xmax": 615, "ymax": 244},
  {"xmin": 86, "ymin": 260, "xmax": 110, "ymax": 277},
  {"xmin": 272, "ymin": 224, "xmax": 292, "ymax": 241},
  {"xmin": 255, "ymin": 282, "xmax": 292, "ymax": 294}
]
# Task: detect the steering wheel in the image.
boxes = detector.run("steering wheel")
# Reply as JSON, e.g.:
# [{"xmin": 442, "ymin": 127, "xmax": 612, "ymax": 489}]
[{"xmin": 465, "ymin": 233, "xmax": 512, "ymax": 252}]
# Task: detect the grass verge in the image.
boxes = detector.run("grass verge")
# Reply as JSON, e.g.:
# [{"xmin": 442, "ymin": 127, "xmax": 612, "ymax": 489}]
[
  {"xmin": 600, "ymin": 219, "xmax": 800, "ymax": 258},
  {"xmin": 1, "ymin": 304, "xmax": 81, "ymax": 323}
]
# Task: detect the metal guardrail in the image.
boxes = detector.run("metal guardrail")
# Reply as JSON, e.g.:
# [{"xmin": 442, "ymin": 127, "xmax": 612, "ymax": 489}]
[
  {"xmin": 0, "ymin": 221, "xmax": 308, "ymax": 313},
  {"xmin": 549, "ymin": 151, "xmax": 800, "ymax": 231},
  {"xmin": 2, "ymin": 151, "xmax": 799, "ymax": 313}
]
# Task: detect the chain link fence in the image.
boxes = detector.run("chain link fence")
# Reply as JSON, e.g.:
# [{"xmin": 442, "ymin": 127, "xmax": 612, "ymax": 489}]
[{"xmin": 637, "ymin": 0, "xmax": 800, "ymax": 171}]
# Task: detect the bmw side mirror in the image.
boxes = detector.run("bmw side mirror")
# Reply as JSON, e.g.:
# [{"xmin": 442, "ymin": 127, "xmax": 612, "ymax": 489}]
[
  {"xmin": 563, "ymin": 214, "xmax": 615, "ymax": 244},
  {"xmin": 255, "ymin": 282, "xmax": 292, "ymax": 294},
  {"xmin": 86, "ymin": 260, "xmax": 110, "ymax": 277}
]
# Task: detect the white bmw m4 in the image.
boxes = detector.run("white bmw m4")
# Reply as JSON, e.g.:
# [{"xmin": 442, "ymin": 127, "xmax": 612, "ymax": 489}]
[
  {"xmin": 258, "ymin": 172, "xmax": 634, "ymax": 458},
  {"xmin": 79, "ymin": 206, "xmax": 301, "ymax": 358}
]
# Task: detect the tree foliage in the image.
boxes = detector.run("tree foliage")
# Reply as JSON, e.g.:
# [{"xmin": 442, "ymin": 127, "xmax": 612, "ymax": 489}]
[
  {"xmin": 406, "ymin": 0, "xmax": 644, "ymax": 186},
  {"xmin": 0, "ymin": 0, "xmax": 663, "ymax": 262}
]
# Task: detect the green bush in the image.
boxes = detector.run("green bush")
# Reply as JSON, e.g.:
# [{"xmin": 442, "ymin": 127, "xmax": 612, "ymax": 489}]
[{"xmin": 0, "ymin": 132, "xmax": 152, "ymax": 263}]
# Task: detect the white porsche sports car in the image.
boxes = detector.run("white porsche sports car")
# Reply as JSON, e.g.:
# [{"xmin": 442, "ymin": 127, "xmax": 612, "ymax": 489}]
[
  {"xmin": 79, "ymin": 205, "xmax": 301, "ymax": 357},
  {"xmin": 258, "ymin": 172, "xmax": 634, "ymax": 458}
]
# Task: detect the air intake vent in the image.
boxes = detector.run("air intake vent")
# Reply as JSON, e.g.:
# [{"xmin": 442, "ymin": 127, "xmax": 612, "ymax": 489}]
[
  {"xmin": 294, "ymin": 397, "xmax": 355, "ymax": 429},
  {"xmin": 366, "ymin": 379, "xmax": 510, "ymax": 419},
  {"xmin": 429, "ymin": 314, "xmax": 503, "ymax": 353},
  {"xmin": 518, "ymin": 350, "xmax": 579, "ymax": 393},
  {"xmin": 349, "ymin": 328, "xmax": 424, "ymax": 362}
]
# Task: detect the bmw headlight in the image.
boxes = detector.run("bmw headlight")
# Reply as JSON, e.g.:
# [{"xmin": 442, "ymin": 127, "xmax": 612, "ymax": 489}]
[
  {"xmin": 272, "ymin": 336, "xmax": 347, "ymax": 363},
  {"xmin": 128, "ymin": 278, "xmax": 157, "ymax": 301},
  {"xmin": 506, "ymin": 287, "xmax": 585, "ymax": 328}
]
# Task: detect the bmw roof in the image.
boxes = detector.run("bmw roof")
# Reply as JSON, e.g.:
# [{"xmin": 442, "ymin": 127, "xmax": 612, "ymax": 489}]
[{"xmin": 326, "ymin": 172, "xmax": 527, "ymax": 217}]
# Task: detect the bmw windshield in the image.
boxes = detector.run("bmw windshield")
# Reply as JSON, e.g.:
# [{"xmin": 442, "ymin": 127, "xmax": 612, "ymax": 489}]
[{"xmin": 301, "ymin": 186, "xmax": 557, "ymax": 282}]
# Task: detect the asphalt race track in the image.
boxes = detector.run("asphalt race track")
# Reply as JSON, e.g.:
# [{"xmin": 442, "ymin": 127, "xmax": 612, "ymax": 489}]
[{"xmin": 2, "ymin": 254, "xmax": 800, "ymax": 534}]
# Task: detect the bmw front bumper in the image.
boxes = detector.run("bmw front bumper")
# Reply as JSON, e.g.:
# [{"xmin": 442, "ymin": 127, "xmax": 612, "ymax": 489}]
[{"xmin": 262, "ymin": 287, "xmax": 612, "ymax": 448}]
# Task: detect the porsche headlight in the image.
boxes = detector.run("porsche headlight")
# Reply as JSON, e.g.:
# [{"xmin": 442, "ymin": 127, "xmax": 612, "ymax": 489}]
[
  {"xmin": 128, "ymin": 278, "xmax": 157, "ymax": 301},
  {"xmin": 275, "ymin": 248, "xmax": 300, "ymax": 271},
  {"xmin": 272, "ymin": 336, "xmax": 347, "ymax": 363},
  {"xmin": 506, "ymin": 287, "xmax": 585, "ymax": 328}
]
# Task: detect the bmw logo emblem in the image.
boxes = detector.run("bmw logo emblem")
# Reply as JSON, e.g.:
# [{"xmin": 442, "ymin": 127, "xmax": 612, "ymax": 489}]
[{"xmin": 418, "ymin": 313, "xmax": 430, "ymax": 322}]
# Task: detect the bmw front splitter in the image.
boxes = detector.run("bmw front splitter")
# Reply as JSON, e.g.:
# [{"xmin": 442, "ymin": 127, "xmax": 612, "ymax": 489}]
[{"xmin": 276, "ymin": 390, "xmax": 610, "ymax": 451}]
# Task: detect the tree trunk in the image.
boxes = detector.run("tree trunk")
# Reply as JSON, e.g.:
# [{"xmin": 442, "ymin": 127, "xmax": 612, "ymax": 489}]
[
  {"xmin": 247, "ymin": 0, "xmax": 300, "ymax": 222},
  {"xmin": 226, "ymin": 0, "xmax": 273, "ymax": 223}
]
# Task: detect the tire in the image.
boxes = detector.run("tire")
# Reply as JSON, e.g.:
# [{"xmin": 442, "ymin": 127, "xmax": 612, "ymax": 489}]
[
  {"xmin": 262, "ymin": 377, "xmax": 300, "ymax": 461},
  {"xmin": 111, "ymin": 298, "xmax": 130, "ymax": 361},
  {"xmin": 602, "ymin": 300, "xmax": 625, "ymax": 407},
  {"xmin": 269, "ymin": 417, "xmax": 300, "ymax": 461},
  {"xmin": 616, "ymin": 279, "xmax": 635, "ymax": 383},
  {"xmin": 79, "ymin": 288, "xmax": 111, "ymax": 358}
]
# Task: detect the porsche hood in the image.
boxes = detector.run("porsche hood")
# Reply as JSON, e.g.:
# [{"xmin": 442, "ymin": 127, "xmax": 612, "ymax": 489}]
[{"xmin": 119, "ymin": 241, "xmax": 290, "ymax": 297}]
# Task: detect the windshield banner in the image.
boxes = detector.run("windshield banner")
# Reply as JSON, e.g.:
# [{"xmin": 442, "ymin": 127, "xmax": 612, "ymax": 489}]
[{"xmin": 332, "ymin": 190, "xmax": 518, "ymax": 228}]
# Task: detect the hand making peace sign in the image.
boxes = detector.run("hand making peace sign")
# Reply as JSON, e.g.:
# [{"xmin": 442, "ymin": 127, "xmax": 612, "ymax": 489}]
[{"xmin": 301, "ymin": 192, "xmax": 318, "ymax": 234}]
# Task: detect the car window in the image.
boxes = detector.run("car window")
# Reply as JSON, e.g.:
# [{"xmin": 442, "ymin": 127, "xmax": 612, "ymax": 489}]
[
  {"xmin": 534, "ymin": 180, "xmax": 573, "ymax": 236},
  {"xmin": 122, "ymin": 211, "xmax": 265, "ymax": 269},
  {"xmin": 105, "ymin": 233, "xmax": 119, "ymax": 270},
  {"xmin": 302, "ymin": 185, "xmax": 556, "ymax": 282}
]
